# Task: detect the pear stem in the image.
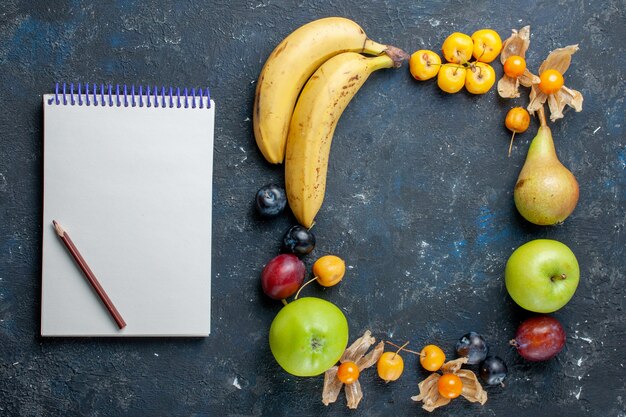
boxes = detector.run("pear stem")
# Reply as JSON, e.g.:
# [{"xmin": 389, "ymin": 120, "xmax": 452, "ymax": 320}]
[
  {"xmin": 551, "ymin": 273, "xmax": 567, "ymax": 282},
  {"xmin": 538, "ymin": 105, "xmax": 548, "ymax": 128}
]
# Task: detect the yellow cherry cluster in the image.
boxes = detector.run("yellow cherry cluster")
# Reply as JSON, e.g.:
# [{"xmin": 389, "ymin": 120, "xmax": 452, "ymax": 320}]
[{"xmin": 409, "ymin": 30, "xmax": 502, "ymax": 94}]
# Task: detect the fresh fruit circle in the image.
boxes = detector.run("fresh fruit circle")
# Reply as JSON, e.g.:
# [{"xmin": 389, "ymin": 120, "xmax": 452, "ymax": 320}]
[{"xmin": 252, "ymin": 16, "xmax": 583, "ymax": 411}]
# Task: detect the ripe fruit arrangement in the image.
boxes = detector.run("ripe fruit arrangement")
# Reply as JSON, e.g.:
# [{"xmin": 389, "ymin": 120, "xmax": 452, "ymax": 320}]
[
  {"xmin": 497, "ymin": 28, "xmax": 585, "ymax": 367},
  {"xmin": 251, "ymin": 18, "xmax": 587, "ymax": 412},
  {"xmin": 410, "ymin": 29, "xmax": 502, "ymax": 95},
  {"xmin": 254, "ymin": 17, "xmax": 408, "ymax": 227},
  {"xmin": 253, "ymin": 17, "xmax": 391, "ymax": 164}
]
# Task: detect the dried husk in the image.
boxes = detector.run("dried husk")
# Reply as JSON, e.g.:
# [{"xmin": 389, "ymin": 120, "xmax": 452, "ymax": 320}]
[
  {"xmin": 519, "ymin": 69, "xmax": 540, "ymax": 88},
  {"xmin": 411, "ymin": 357, "xmax": 488, "ymax": 413},
  {"xmin": 411, "ymin": 373, "xmax": 451, "ymax": 412},
  {"xmin": 345, "ymin": 380, "xmax": 363, "ymax": 409},
  {"xmin": 527, "ymin": 84, "xmax": 547, "ymax": 114},
  {"xmin": 457, "ymin": 369, "xmax": 488, "ymax": 405},
  {"xmin": 498, "ymin": 26, "xmax": 540, "ymax": 98},
  {"xmin": 528, "ymin": 44, "xmax": 583, "ymax": 121},
  {"xmin": 440, "ymin": 357, "xmax": 468, "ymax": 373},
  {"xmin": 539, "ymin": 44, "xmax": 579, "ymax": 75},
  {"xmin": 322, "ymin": 330, "xmax": 384, "ymax": 409},
  {"xmin": 356, "ymin": 341, "xmax": 384, "ymax": 370},
  {"xmin": 340, "ymin": 330, "xmax": 375, "ymax": 363},
  {"xmin": 497, "ymin": 75, "xmax": 522, "ymax": 99},
  {"xmin": 322, "ymin": 367, "xmax": 342, "ymax": 406},
  {"xmin": 500, "ymin": 26, "xmax": 531, "ymax": 63}
]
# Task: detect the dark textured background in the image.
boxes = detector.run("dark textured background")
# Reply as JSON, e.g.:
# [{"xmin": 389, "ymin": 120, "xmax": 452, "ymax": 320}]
[{"xmin": 1, "ymin": 0, "xmax": 624, "ymax": 416}]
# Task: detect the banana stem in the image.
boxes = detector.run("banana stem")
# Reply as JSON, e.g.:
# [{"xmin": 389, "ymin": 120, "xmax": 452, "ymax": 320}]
[
  {"xmin": 368, "ymin": 54, "xmax": 396, "ymax": 71},
  {"xmin": 363, "ymin": 38, "xmax": 390, "ymax": 56},
  {"xmin": 382, "ymin": 45, "xmax": 410, "ymax": 68}
]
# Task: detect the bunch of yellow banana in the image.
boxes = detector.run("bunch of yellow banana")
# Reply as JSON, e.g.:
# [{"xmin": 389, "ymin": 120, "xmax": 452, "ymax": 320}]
[{"xmin": 253, "ymin": 17, "xmax": 408, "ymax": 228}]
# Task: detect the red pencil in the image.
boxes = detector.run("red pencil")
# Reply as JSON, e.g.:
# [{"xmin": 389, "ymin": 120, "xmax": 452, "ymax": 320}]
[{"xmin": 52, "ymin": 220, "xmax": 127, "ymax": 329}]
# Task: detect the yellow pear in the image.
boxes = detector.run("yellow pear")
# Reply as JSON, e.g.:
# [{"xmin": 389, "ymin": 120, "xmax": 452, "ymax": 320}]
[{"xmin": 514, "ymin": 108, "xmax": 579, "ymax": 225}]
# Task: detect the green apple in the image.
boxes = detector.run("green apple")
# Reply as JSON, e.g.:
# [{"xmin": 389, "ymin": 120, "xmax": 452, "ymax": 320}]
[
  {"xmin": 269, "ymin": 297, "xmax": 348, "ymax": 377},
  {"xmin": 505, "ymin": 239, "xmax": 579, "ymax": 313}
]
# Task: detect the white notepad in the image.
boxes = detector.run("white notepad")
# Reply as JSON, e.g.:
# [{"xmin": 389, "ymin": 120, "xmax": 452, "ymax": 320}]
[{"xmin": 41, "ymin": 84, "xmax": 214, "ymax": 336}]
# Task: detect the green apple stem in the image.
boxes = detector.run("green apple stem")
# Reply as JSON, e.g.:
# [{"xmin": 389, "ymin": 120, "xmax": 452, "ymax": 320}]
[
  {"xmin": 294, "ymin": 277, "xmax": 317, "ymax": 300},
  {"xmin": 281, "ymin": 298, "xmax": 288, "ymax": 306},
  {"xmin": 551, "ymin": 273, "xmax": 567, "ymax": 282}
]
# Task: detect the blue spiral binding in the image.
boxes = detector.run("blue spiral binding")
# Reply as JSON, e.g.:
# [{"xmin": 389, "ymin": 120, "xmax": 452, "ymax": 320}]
[{"xmin": 48, "ymin": 83, "xmax": 211, "ymax": 109}]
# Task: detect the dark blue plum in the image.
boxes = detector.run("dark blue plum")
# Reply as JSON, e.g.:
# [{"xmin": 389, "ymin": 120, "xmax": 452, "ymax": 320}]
[
  {"xmin": 256, "ymin": 184, "xmax": 287, "ymax": 217},
  {"xmin": 456, "ymin": 332, "xmax": 488, "ymax": 364},
  {"xmin": 281, "ymin": 225, "xmax": 315, "ymax": 256},
  {"xmin": 479, "ymin": 356, "xmax": 507, "ymax": 386}
]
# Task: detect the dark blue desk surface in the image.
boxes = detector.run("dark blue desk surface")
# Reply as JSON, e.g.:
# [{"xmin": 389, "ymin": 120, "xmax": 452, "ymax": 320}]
[{"xmin": 0, "ymin": 1, "xmax": 624, "ymax": 416}]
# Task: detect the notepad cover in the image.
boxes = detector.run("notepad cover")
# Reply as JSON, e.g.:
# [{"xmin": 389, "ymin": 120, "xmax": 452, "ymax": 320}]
[{"xmin": 41, "ymin": 92, "xmax": 214, "ymax": 336}]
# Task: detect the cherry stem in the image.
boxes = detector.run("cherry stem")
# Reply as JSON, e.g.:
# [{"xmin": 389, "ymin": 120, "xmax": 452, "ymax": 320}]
[
  {"xmin": 551, "ymin": 273, "xmax": 567, "ymax": 282},
  {"xmin": 392, "ymin": 341, "xmax": 410, "ymax": 360},
  {"xmin": 385, "ymin": 341, "xmax": 422, "ymax": 356},
  {"xmin": 478, "ymin": 45, "xmax": 486, "ymax": 61},
  {"xmin": 294, "ymin": 277, "xmax": 317, "ymax": 300},
  {"xmin": 538, "ymin": 105, "xmax": 548, "ymax": 127},
  {"xmin": 281, "ymin": 298, "xmax": 288, "ymax": 306},
  {"xmin": 509, "ymin": 339, "xmax": 519, "ymax": 347},
  {"xmin": 470, "ymin": 62, "xmax": 482, "ymax": 78},
  {"xmin": 508, "ymin": 131, "xmax": 516, "ymax": 157}
]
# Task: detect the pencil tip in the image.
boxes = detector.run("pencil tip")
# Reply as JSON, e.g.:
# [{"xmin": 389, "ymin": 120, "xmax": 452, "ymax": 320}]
[{"xmin": 52, "ymin": 220, "xmax": 65, "ymax": 236}]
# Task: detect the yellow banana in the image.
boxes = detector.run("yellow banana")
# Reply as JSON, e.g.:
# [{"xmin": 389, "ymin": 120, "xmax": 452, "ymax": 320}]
[
  {"xmin": 254, "ymin": 17, "xmax": 395, "ymax": 164},
  {"xmin": 285, "ymin": 52, "xmax": 406, "ymax": 228}
]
